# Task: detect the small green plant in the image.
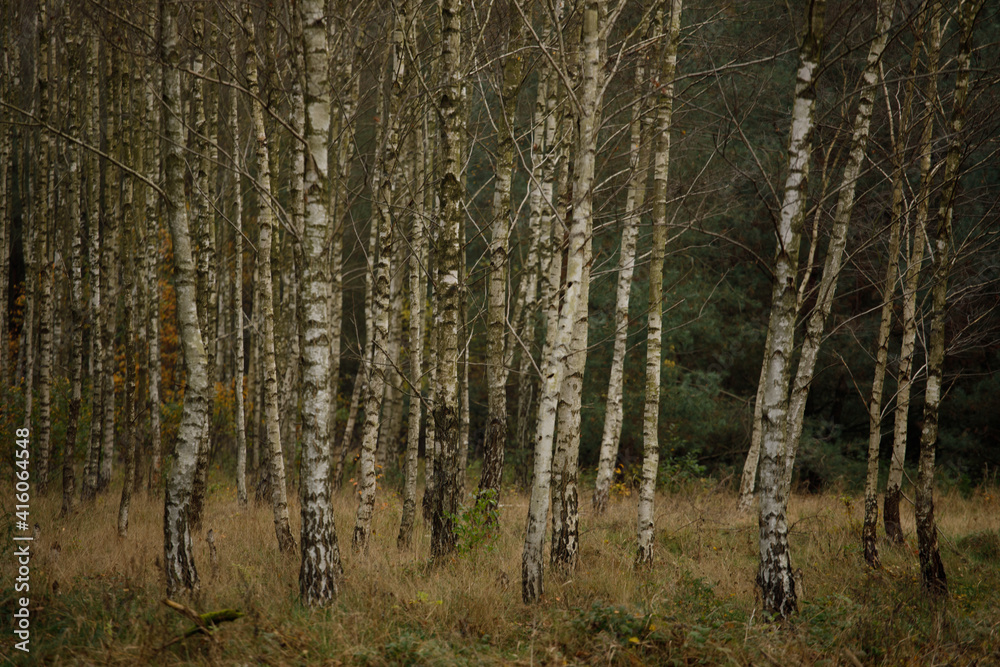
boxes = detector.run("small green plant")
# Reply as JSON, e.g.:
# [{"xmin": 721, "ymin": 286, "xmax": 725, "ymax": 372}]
[{"xmin": 452, "ymin": 489, "xmax": 500, "ymax": 555}]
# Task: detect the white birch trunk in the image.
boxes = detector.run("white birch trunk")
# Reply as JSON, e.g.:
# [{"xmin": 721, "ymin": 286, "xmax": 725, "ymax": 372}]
[
  {"xmin": 863, "ymin": 15, "xmax": 913, "ymax": 567},
  {"xmin": 780, "ymin": 0, "xmax": 894, "ymax": 495},
  {"xmin": 299, "ymin": 0, "xmax": 342, "ymax": 604},
  {"xmin": 522, "ymin": 0, "xmax": 602, "ymax": 603},
  {"xmin": 244, "ymin": 4, "xmax": 296, "ymax": 553},
  {"xmin": 756, "ymin": 0, "xmax": 825, "ymax": 619},
  {"xmin": 886, "ymin": 9, "xmax": 939, "ymax": 543},
  {"xmin": 478, "ymin": 1, "xmax": 525, "ymax": 508},
  {"xmin": 162, "ymin": 0, "xmax": 209, "ymax": 595},
  {"xmin": 594, "ymin": 61, "xmax": 650, "ymax": 515},
  {"xmin": 354, "ymin": 10, "xmax": 401, "ymax": 550},
  {"xmin": 636, "ymin": 0, "xmax": 682, "ymax": 566},
  {"xmin": 430, "ymin": 0, "xmax": 464, "ymax": 558},
  {"xmin": 231, "ymin": 20, "xmax": 248, "ymax": 507},
  {"xmin": 917, "ymin": 0, "xmax": 978, "ymax": 596}
]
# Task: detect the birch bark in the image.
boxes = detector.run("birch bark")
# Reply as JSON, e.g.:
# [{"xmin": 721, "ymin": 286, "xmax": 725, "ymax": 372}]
[
  {"xmin": 299, "ymin": 0, "xmax": 342, "ymax": 604},
  {"xmin": 780, "ymin": 0, "xmax": 895, "ymax": 495},
  {"xmin": 594, "ymin": 61, "xmax": 650, "ymax": 515},
  {"xmin": 244, "ymin": 4, "xmax": 297, "ymax": 553},
  {"xmin": 162, "ymin": 0, "xmax": 208, "ymax": 596},
  {"xmin": 863, "ymin": 24, "xmax": 917, "ymax": 568},
  {"xmin": 756, "ymin": 0, "xmax": 825, "ymax": 619},
  {"xmin": 354, "ymin": 9, "xmax": 401, "ymax": 550},
  {"xmin": 886, "ymin": 7, "xmax": 938, "ymax": 543},
  {"xmin": 522, "ymin": 0, "xmax": 601, "ymax": 602},
  {"xmin": 430, "ymin": 0, "xmax": 464, "ymax": 558},
  {"xmin": 916, "ymin": 0, "xmax": 979, "ymax": 596},
  {"xmin": 636, "ymin": 0, "xmax": 682, "ymax": 566}
]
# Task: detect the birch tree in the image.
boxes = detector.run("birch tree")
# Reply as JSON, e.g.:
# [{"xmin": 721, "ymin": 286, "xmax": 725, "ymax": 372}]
[
  {"xmin": 354, "ymin": 6, "xmax": 401, "ymax": 551},
  {"xmin": 430, "ymin": 0, "xmax": 464, "ymax": 558},
  {"xmin": 244, "ymin": 3, "xmax": 296, "ymax": 553},
  {"xmin": 756, "ymin": 0, "xmax": 825, "ymax": 619},
  {"xmin": 779, "ymin": 0, "xmax": 894, "ymax": 496},
  {"xmin": 522, "ymin": 0, "xmax": 602, "ymax": 602},
  {"xmin": 162, "ymin": 0, "xmax": 209, "ymax": 595},
  {"xmin": 862, "ymin": 24, "xmax": 919, "ymax": 568},
  {"xmin": 298, "ymin": 0, "xmax": 343, "ymax": 603},
  {"xmin": 636, "ymin": 0, "xmax": 681, "ymax": 566},
  {"xmin": 479, "ymin": 0, "xmax": 525, "ymax": 512},
  {"xmin": 886, "ymin": 5, "xmax": 939, "ymax": 544},
  {"xmin": 593, "ymin": 59, "xmax": 650, "ymax": 516},
  {"xmin": 61, "ymin": 31, "xmax": 83, "ymax": 516},
  {"xmin": 916, "ymin": 0, "xmax": 980, "ymax": 596}
]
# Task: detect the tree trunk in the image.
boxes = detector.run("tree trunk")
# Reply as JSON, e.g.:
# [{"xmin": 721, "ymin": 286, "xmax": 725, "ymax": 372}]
[
  {"xmin": 737, "ymin": 329, "xmax": 770, "ymax": 513},
  {"xmin": 117, "ymin": 55, "xmax": 138, "ymax": 537},
  {"xmin": 430, "ymin": 0, "xmax": 464, "ymax": 559},
  {"xmin": 99, "ymin": 46, "xmax": 121, "ymax": 496},
  {"xmin": 354, "ymin": 11, "xmax": 401, "ymax": 550},
  {"xmin": 245, "ymin": 4, "xmax": 297, "ymax": 553},
  {"xmin": 886, "ymin": 7, "xmax": 938, "ymax": 545},
  {"xmin": 863, "ymin": 12, "xmax": 914, "ymax": 568},
  {"xmin": 636, "ymin": 0, "xmax": 682, "ymax": 567},
  {"xmin": 917, "ymin": 0, "xmax": 978, "ymax": 597},
  {"xmin": 190, "ymin": 1, "xmax": 219, "ymax": 528},
  {"xmin": 780, "ymin": 0, "xmax": 894, "ymax": 496},
  {"xmin": 162, "ymin": 0, "xmax": 208, "ymax": 596},
  {"xmin": 61, "ymin": 38, "xmax": 83, "ymax": 516},
  {"xmin": 82, "ymin": 23, "xmax": 102, "ymax": 503},
  {"xmin": 756, "ymin": 0, "xmax": 825, "ymax": 620},
  {"xmin": 478, "ymin": 0, "xmax": 525, "ymax": 513},
  {"xmin": 594, "ymin": 59, "xmax": 650, "ymax": 516},
  {"xmin": 145, "ymin": 10, "xmax": 163, "ymax": 491},
  {"xmin": 398, "ymin": 26, "xmax": 426, "ymax": 546},
  {"xmin": 35, "ymin": 0, "xmax": 53, "ymax": 493},
  {"xmin": 522, "ymin": 0, "xmax": 601, "ymax": 603},
  {"xmin": 298, "ymin": 0, "xmax": 342, "ymax": 604},
  {"xmin": 231, "ymin": 22, "xmax": 248, "ymax": 507}
]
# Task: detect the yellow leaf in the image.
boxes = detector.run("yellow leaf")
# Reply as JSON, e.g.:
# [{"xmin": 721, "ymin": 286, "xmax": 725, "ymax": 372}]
[{"xmin": 629, "ymin": 637, "xmax": 640, "ymax": 644}]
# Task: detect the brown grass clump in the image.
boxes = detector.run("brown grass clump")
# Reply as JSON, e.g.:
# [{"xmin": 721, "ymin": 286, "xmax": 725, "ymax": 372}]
[{"xmin": 2, "ymin": 472, "xmax": 999, "ymax": 665}]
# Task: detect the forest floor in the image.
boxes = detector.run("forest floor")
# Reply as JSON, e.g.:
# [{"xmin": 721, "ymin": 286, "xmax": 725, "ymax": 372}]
[{"xmin": 3, "ymin": 471, "xmax": 999, "ymax": 665}]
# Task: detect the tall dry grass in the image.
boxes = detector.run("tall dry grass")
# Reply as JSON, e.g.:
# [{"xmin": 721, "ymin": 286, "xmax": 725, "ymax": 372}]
[{"xmin": 2, "ymin": 470, "xmax": 998, "ymax": 665}]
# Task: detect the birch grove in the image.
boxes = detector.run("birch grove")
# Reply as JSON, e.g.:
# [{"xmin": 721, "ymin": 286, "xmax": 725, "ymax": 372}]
[{"xmin": 3, "ymin": 0, "xmax": 999, "ymax": 628}]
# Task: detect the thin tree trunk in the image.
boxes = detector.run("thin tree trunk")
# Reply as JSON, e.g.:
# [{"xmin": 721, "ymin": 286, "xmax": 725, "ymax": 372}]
[
  {"xmin": 35, "ymin": 0, "xmax": 53, "ymax": 492},
  {"xmin": 594, "ymin": 61, "xmax": 650, "ymax": 516},
  {"xmin": 780, "ymin": 0, "xmax": 894, "ymax": 495},
  {"xmin": 232, "ymin": 22, "xmax": 248, "ymax": 507},
  {"xmin": 756, "ymin": 0, "xmax": 825, "ymax": 620},
  {"xmin": 118, "ymin": 55, "xmax": 138, "ymax": 537},
  {"xmin": 354, "ymin": 13, "xmax": 400, "ymax": 550},
  {"xmin": 82, "ymin": 22, "xmax": 102, "ymax": 503},
  {"xmin": 917, "ymin": 0, "xmax": 978, "ymax": 596},
  {"xmin": 99, "ymin": 45, "xmax": 121, "ymax": 495},
  {"xmin": 478, "ymin": 1, "xmax": 525, "ymax": 511},
  {"xmin": 398, "ymin": 49, "xmax": 425, "ymax": 547},
  {"xmin": 333, "ymin": 367, "xmax": 364, "ymax": 492},
  {"xmin": 886, "ymin": 8, "xmax": 938, "ymax": 544},
  {"xmin": 325, "ymin": 0, "xmax": 355, "ymax": 502},
  {"xmin": 245, "ymin": 4, "xmax": 296, "ymax": 553},
  {"xmin": 190, "ymin": 1, "xmax": 219, "ymax": 527},
  {"xmin": 522, "ymin": 0, "xmax": 601, "ymax": 603},
  {"xmin": 162, "ymin": 0, "xmax": 208, "ymax": 596},
  {"xmin": 145, "ymin": 11, "xmax": 163, "ymax": 491},
  {"xmin": 636, "ymin": 0, "xmax": 682, "ymax": 566},
  {"xmin": 430, "ymin": 0, "xmax": 464, "ymax": 559},
  {"xmin": 61, "ymin": 37, "xmax": 83, "ymax": 515},
  {"xmin": 863, "ymin": 19, "xmax": 916, "ymax": 568}
]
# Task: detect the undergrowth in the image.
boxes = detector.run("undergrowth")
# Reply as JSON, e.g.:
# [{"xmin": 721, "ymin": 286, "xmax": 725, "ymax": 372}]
[{"xmin": 1, "ymin": 472, "xmax": 998, "ymax": 666}]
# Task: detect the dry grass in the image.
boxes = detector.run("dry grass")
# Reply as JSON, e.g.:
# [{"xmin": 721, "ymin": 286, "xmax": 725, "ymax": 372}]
[{"xmin": 3, "ymin": 471, "xmax": 999, "ymax": 665}]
